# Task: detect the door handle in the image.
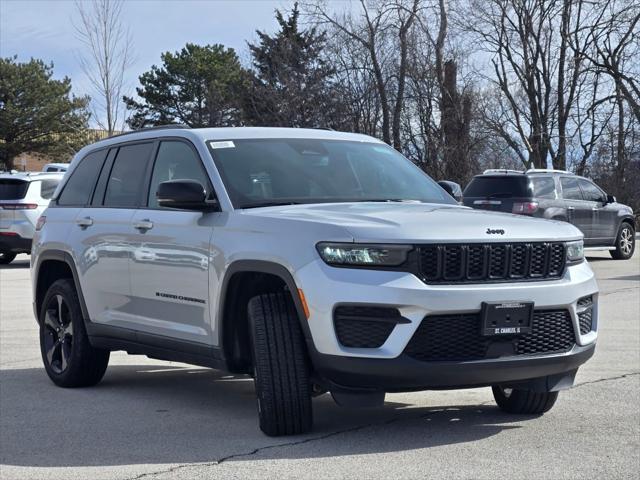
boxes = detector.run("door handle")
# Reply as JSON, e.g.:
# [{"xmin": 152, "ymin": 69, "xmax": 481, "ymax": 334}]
[
  {"xmin": 567, "ymin": 207, "xmax": 574, "ymax": 211},
  {"xmin": 133, "ymin": 219, "xmax": 153, "ymax": 231},
  {"xmin": 76, "ymin": 217, "xmax": 93, "ymax": 228}
]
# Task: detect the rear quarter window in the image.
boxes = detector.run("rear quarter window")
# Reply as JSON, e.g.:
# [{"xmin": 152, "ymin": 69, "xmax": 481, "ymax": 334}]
[
  {"xmin": 0, "ymin": 179, "xmax": 29, "ymax": 200},
  {"xmin": 530, "ymin": 177, "xmax": 556, "ymax": 199},
  {"xmin": 463, "ymin": 176, "xmax": 530, "ymax": 198},
  {"xmin": 57, "ymin": 150, "xmax": 108, "ymax": 206}
]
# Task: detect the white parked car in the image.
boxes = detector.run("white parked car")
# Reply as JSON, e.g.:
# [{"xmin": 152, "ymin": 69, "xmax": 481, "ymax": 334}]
[
  {"xmin": 0, "ymin": 172, "xmax": 63, "ymax": 263},
  {"xmin": 31, "ymin": 126, "xmax": 597, "ymax": 436}
]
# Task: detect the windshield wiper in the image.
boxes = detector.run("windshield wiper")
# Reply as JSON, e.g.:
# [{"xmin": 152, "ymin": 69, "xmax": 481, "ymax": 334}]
[{"xmin": 241, "ymin": 200, "xmax": 302, "ymax": 209}]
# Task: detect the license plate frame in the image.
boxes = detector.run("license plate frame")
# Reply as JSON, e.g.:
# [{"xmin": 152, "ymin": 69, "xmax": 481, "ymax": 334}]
[{"xmin": 481, "ymin": 301, "xmax": 533, "ymax": 336}]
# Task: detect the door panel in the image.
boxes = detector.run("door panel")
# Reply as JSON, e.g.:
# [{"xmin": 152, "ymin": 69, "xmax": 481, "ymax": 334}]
[
  {"xmin": 560, "ymin": 177, "xmax": 592, "ymax": 240},
  {"xmin": 578, "ymin": 178, "xmax": 617, "ymax": 241},
  {"xmin": 128, "ymin": 209, "xmax": 215, "ymax": 343},
  {"xmin": 80, "ymin": 141, "xmax": 155, "ymax": 328},
  {"xmin": 127, "ymin": 140, "xmax": 218, "ymax": 344},
  {"xmin": 74, "ymin": 208, "xmax": 136, "ymax": 325},
  {"xmin": 597, "ymin": 204, "xmax": 619, "ymax": 241}
]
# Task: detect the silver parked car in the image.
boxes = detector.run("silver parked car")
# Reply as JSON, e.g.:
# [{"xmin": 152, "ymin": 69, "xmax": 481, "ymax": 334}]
[
  {"xmin": 0, "ymin": 172, "xmax": 63, "ymax": 264},
  {"xmin": 31, "ymin": 126, "xmax": 598, "ymax": 436}
]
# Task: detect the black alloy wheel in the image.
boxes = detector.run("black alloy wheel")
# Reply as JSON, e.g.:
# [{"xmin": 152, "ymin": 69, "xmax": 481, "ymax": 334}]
[{"xmin": 42, "ymin": 294, "xmax": 74, "ymax": 374}]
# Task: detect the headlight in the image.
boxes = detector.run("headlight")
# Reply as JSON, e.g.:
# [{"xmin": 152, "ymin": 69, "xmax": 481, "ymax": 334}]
[
  {"xmin": 316, "ymin": 243, "xmax": 411, "ymax": 267},
  {"xmin": 566, "ymin": 240, "xmax": 584, "ymax": 264}
]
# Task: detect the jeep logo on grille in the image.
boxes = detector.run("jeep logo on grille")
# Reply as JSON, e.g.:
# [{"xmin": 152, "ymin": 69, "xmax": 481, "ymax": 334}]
[{"xmin": 486, "ymin": 228, "xmax": 505, "ymax": 235}]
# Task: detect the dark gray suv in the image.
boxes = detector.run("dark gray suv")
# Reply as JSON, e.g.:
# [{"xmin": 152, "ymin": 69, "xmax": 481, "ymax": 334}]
[{"xmin": 463, "ymin": 169, "xmax": 635, "ymax": 260}]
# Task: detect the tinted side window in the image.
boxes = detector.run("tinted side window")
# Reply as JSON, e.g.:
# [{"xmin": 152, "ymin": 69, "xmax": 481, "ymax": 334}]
[
  {"xmin": 40, "ymin": 180, "xmax": 60, "ymax": 199},
  {"xmin": 560, "ymin": 177, "xmax": 582, "ymax": 200},
  {"xmin": 148, "ymin": 141, "xmax": 211, "ymax": 208},
  {"xmin": 103, "ymin": 143, "xmax": 154, "ymax": 207},
  {"xmin": 58, "ymin": 150, "xmax": 107, "ymax": 206},
  {"xmin": 530, "ymin": 177, "xmax": 556, "ymax": 199},
  {"xmin": 578, "ymin": 179, "xmax": 605, "ymax": 202}
]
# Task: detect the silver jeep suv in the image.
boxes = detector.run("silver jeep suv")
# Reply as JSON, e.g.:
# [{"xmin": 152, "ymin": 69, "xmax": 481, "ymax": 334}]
[{"xmin": 31, "ymin": 126, "xmax": 598, "ymax": 436}]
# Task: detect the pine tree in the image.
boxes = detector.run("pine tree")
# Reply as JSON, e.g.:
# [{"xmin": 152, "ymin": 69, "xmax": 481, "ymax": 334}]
[
  {"xmin": 124, "ymin": 44, "xmax": 248, "ymax": 128},
  {"xmin": 246, "ymin": 3, "xmax": 341, "ymax": 128},
  {"xmin": 0, "ymin": 57, "xmax": 90, "ymax": 169}
]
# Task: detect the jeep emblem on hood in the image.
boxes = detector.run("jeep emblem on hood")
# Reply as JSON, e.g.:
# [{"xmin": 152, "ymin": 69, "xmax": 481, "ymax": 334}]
[{"xmin": 486, "ymin": 228, "xmax": 505, "ymax": 235}]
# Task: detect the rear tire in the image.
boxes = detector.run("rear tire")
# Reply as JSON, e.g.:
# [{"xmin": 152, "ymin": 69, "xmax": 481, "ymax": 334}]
[
  {"xmin": 610, "ymin": 222, "xmax": 635, "ymax": 260},
  {"xmin": 39, "ymin": 279, "xmax": 110, "ymax": 387},
  {"xmin": 248, "ymin": 292, "xmax": 312, "ymax": 436},
  {"xmin": 0, "ymin": 251, "xmax": 16, "ymax": 264},
  {"xmin": 492, "ymin": 385, "xmax": 558, "ymax": 414}
]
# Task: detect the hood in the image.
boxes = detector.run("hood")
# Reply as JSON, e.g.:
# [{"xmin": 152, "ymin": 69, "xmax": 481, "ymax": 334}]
[{"xmin": 249, "ymin": 202, "xmax": 583, "ymax": 243}]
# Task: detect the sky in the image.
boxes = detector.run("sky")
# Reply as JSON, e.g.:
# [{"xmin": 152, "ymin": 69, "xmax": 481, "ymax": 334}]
[{"xmin": 0, "ymin": 0, "xmax": 302, "ymax": 126}]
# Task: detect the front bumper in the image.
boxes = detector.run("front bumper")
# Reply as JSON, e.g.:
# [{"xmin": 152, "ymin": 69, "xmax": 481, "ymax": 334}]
[
  {"xmin": 311, "ymin": 343, "xmax": 595, "ymax": 391},
  {"xmin": 295, "ymin": 259, "xmax": 598, "ymax": 391}
]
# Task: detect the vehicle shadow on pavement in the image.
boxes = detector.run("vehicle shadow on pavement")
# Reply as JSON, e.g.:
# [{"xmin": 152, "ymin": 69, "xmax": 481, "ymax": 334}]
[
  {"xmin": 606, "ymin": 274, "xmax": 640, "ymax": 282},
  {"xmin": 0, "ymin": 364, "xmax": 529, "ymax": 468},
  {"xmin": 0, "ymin": 259, "xmax": 30, "ymax": 270}
]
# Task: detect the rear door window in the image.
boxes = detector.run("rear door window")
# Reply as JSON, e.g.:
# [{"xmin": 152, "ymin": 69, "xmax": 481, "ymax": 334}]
[
  {"xmin": 463, "ymin": 176, "xmax": 530, "ymax": 198},
  {"xmin": 530, "ymin": 177, "xmax": 556, "ymax": 199},
  {"xmin": 0, "ymin": 179, "xmax": 29, "ymax": 200},
  {"xmin": 58, "ymin": 150, "xmax": 108, "ymax": 206},
  {"xmin": 560, "ymin": 177, "xmax": 583, "ymax": 200},
  {"xmin": 103, "ymin": 143, "xmax": 154, "ymax": 207}
]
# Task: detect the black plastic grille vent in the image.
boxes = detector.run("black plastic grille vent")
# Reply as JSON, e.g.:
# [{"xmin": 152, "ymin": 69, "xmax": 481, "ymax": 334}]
[
  {"xmin": 578, "ymin": 309, "xmax": 593, "ymax": 335},
  {"xmin": 417, "ymin": 242, "xmax": 566, "ymax": 284},
  {"xmin": 577, "ymin": 295, "xmax": 594, "ymax": 335},
  {"xmin": 334, "ymin": 306, "xmax": 402, "ymax": 348},
  {"xmin": 404, "ymin": 309, "xmax": 575, "ymax": 362}
]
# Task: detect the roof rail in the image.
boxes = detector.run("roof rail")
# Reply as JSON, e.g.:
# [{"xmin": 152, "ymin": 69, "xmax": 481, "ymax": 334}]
[
  {"xmin": 525, "ymin": 168, "xmax": 573, "ymax": 174},
  {"xmin": 108, "ymin": 124, "xmax": 191, "ymax": 140},
  {"xmin": 482, "ymin": 169, "xmax": 524, "ymax": 175}
]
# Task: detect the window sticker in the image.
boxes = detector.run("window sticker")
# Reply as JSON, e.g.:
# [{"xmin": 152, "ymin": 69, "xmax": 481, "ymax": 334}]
[{"xmin": 209, "ymin": 140, "xmax": 235, "ymax": 149}]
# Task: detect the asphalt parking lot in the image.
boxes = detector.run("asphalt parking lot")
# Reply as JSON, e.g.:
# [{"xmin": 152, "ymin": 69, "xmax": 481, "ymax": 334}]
[{"xmin": 0, "ymin": 248, "xmax": 638, "ymax": 480}]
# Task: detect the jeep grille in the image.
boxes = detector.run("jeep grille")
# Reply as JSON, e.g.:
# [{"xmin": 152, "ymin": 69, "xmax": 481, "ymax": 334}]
[{"xmin": 417, "ymin": 242, "xmax": 566, "ymax": 284}]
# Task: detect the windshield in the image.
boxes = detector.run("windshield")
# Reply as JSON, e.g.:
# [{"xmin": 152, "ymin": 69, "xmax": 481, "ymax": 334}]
[{"xmin": 207, "ymin": 138, "xmax": 454, "ymax": 208}]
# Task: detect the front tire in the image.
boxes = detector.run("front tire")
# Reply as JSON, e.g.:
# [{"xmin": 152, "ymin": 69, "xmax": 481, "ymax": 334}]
[
  {"xmin": 492, "ymin": 385, "xmax": 558, "ymax": 414},
  {"xmin": 248, "ymin": 292, "xmax": 312, "ymax": 436},
  {"xmin": 0, "ymin": 251, "xmax": 16, "ymax": 264},
  {"xmin": 610, "ymin": 222, "xmax": 635, "ymax": 260},
  {"xmin": 39, "ymin": 279, "xmax": 110, "ymax": 387}
]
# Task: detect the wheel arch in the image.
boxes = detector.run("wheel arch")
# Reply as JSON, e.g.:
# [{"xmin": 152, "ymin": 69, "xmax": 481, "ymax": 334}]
[
  {"xmin": 218, "ymin": 260, "xmax": 311, "ymax": 373},
  {"xmin": 618, "ymin": 215, "xmax": 635, "ymax": 231},
  {"xmin": 34, "ymin": 250, "xmax": 89, "ymax": 325}
]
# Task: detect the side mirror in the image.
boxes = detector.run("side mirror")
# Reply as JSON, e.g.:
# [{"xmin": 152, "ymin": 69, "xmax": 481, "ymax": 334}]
[
  {"xmin": 156, "ymin": 179, "xmax": 217, "ymax": 211},
  {"xmin": 438, "ymin": 180, "xmax": 463, "ymax": 202},
  {"xmin": 606, "ymin": 194, "xmax": 616, "ymax": 204}
]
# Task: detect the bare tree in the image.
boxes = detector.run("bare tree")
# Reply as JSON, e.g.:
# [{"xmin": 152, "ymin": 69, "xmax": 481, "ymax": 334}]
[
  {"xmin": 462, "ymin": 0, "xmax": 606, "ymax": 170},
  {"xmin": 74, "ymin": 0, "xmax": 133, "ymax": 135},
  {"xmin": 576, "ymin": 0, "xmax": 640, "ymax": 122},
  {"xmin": 304, "ymin": 0, "xmax": 422, "ymax": 149}
]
